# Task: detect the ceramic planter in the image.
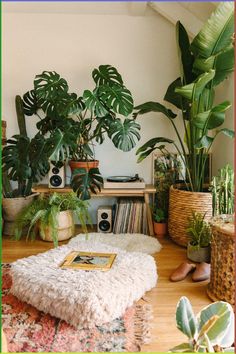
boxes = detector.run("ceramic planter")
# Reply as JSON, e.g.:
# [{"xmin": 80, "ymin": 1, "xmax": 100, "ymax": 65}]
[
  {"xmin": 69, "ymin": 160, "xmax": 99, "ymax": 173},
  {"xmin": 2, "ymin": 193, "xmax": 39, "ymax": 236},
  {"xmin": 39, "ymin": 210, "xmax": 74, "ymax": 242},
  {"xmin": 153, "ymin": 222, "xmax": 167, "ymax": 238},
  {"xmin": 168, "ymin": 185, "xmax": 212, "ymax": 247},
  {"xmin": 187, "ymin": 242, "xmax": 211, "ymax": 263}
]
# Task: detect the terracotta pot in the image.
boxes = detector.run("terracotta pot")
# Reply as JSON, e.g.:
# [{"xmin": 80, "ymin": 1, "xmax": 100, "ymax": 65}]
[
  {"xmin": 39, "ymin": 210, "xmax": 74, "ymax": 242},
  {"xmin": 187, "ymin": 242, "xmax": 211, "ymax": 263},
  {"xmin": 153, "ymin": 222, "xmax": 167, "ymax": 238},
  {"xmin": 69, "ymin": 160, "xmax": 99, "ymax": 173},
  {"xmin": 168, "ymin": 185, "xmax": 212, "ymax": 247},
  {"xmin": 2, "ymin": 193, "xmax": 39, "ymax": 236}
]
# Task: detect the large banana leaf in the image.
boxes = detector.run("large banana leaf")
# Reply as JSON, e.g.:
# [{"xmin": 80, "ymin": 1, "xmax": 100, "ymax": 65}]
[
  {"xmin": 133, "ymin": 102, "xmax": 177, "ymax": 119},
  {"xmin": 164, "ymin": 78, "xmax": 183, "ymax": 109},
  {"xmin": 175, "ymin": 70, "xmax": 215, "ymax": 101},
  {"xmin": 83, "ymin": 89, "xmax": 109, "ymax": 117},
  {"xmin": 191, "ymin": 2, "xmax": 234, "ymax": 58},
  {"xmin": 108, "ymin": 118, "xmax": 140, "ymax": 152},
  {"xmin": 34, "ymin": 71, "xmax": 68, "ymax": 100},
  {"xmin": 136, "ymin": 137, "xmax": 174, "ymax": 162},
  {"xmin": 71, "ymin": 167, "xmax": 103, "ymax": 200},
  {"xmin": 193, "ymin": 101, "xmax": 231, "ymax": 130},
  {"xmin": 92, "ymin": 65, "xmax": 123, "ymax": 86},
  {"xmin": 193, "ymin": 45, "xmax": 234, "ymax": 86},
  {"xmin": 176, "ymin": 21, "xmax": 195, "ymax": 84},
  {"xmin": 195, "ymin": 128, "xmax": 234, "ymax": 149},
  {"xmin": 98, "ymin": 84, "xmax": 133, "ymax": 117}
]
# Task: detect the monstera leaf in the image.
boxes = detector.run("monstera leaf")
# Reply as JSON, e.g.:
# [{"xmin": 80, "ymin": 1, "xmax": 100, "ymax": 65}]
[
  {"xmin": 56, "ymin": 93, "xmax": 85, "ymax": 117},
  {"xmin": 108, "ymin": 118, "xmax": 140, "ymax": 152},
  {"xmin": 28, "ymin": 133, "xmax": 50, "ymax": 182},
  {"xmin": 2, "ymin": 135, "xmax": 31, "ymax": 182},
  {"xmin": 98, "ymin": 84, "xmax": 133, "ymax": 117},
  {"xmin": 83, "ymin": 89, "xmax": 109, "ymax": 117},
  {"xmin": 22, "ymin": 90, "xmax": 39, "ymax": 116},
  {"xmin": 34, "ymin": 71, "xmax": 68, "ymax": 100},
  {"xmin": 92, "ymin": 65, "xmax": 123, "ymax": 87},
  {"xmin": 46, "ymin": 128, "xmax": 77, "ymax": 162},
  {"xmin": 71, "ymin": 168, "xmax": 103, "ymax": 200}
]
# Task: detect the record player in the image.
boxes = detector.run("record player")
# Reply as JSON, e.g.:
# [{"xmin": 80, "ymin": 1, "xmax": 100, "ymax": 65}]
[{"xmin": 103, "ymin": 174, "xmax": 145, "ymax": 189}]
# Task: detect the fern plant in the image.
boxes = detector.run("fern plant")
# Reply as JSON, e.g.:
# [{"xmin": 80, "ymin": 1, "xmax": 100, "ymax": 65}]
[
  {"xmin": 14, "ymin": 192, "xmax": 90, "ymax": 246},
  {"xmin": 186, "ymin": 211, "xmax": 211, "ymax": 248}
]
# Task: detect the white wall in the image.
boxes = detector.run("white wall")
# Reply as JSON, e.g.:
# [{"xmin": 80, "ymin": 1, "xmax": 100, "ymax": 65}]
[{"xmin": 2, "ymin": 3, "xmax": 234, "ymax": 222}]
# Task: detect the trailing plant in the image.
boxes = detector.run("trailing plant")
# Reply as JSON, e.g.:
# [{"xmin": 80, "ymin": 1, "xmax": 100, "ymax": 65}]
[
  {"xmin": 14, "ymin": 192, "xmax": 90, "ymax": 246},
  {"xmin": 22, "ymin": 65, "xmax": 141, "ymax": 199},
  {"xmin": 210, "ymin": 164, "xmax": 234, "ymax": 216},
  {"xmin": 186, "ymin": 211, "xmax": 211, "ymax": 248},
  {"xmin": 134, "ymin": 2, "xmax": 234, "ymax": 192},
  {"xmin": 2, "ymin": 96, "xmax": 52, "ymax": 198},
  {"xmin": 170, "ymin": 296, "xmax": 235, "ymax": 352}
]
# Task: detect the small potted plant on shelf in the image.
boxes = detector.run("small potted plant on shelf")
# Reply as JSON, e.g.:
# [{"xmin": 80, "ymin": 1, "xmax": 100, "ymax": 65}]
[
  {"xmin": 14, "ymin": 192, "xmax": 90, "ymax": 247},
  {"xmin": 170, "ymin": 296, "xmax": 235, "ymax": 352},
  {"xmin": 134, "ymin": 2, "xmax": 234, "ymax": 246},
  {"xmin": 186, "ymin": 211, "xmax": 211, "ymax": 263},
  {"xmin": 22, "ymin": 65, "xmax": 140, "ymax": 199},
  {"xmin": 153, "ymin": 207, "xmax": 167, "ymax": 238}
]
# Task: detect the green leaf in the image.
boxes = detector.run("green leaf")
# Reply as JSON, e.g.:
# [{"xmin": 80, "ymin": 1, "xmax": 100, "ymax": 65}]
[
  {"xmin": 133, "ymin": 102, "xmax": 177, "ymax": 119},
  {"xmin": 216, "ymin": 128, "xmax": 235, "ymax": 139},
  {"xmin": 108, "ymin": 118, "xmax": 140, "ymax": 152},
  {"xmin": 98, "ymin": 84, "xmax": 133, "ymax": 117},
  {"xmin": 195, "ymin": 136, "xmax": 213, "ymax": 149},
  {"xmin": 169, "ymin": 343, "xmax": 193, "ymax": 353},
  {"xmin": 56, "ymin": 93, "xmax": 85, "ymax": 117},
  {"xmin": 164, "ymin": 78, "xmax": 183, "ymax": 109},
  {"xmin": 46, "ymin": 128, "xmax": 76, "ymax": 161},
  {"xmin": 175, "ymin": 70, "xmax": 215, "ymax": 101},
  {"xmin": 136, "ymin": 137, "xmax": 174, "ymax": 163},
  {"xmin": 23, "ymin": 90, "xmax": 39, "ymax": 116},
  {"xmin": 71, "ymin": 168, "xmax": 103, "ymax": 200},
  {"xmin": 34, "ymin": 71, "xmax": 68, "ymax": 100},
  {"xmin": 28, "ymin": 133, "xmax": 50, "ymax": 182},
  {"xmin": 191, "ymin": 2, "xmax": 234, "ymax": 58},
  {"xmin": 193, "ymin": 101, "xmax": 231, "ymax": 130},
  {"xmin": 176, "ymin": 297, "xmax": 197, "ymax": 339},
  {"xmin": 92, "ymin": 65, "xmax": 123, "ymax": 86},
  {"xmin": 176, "ymin": 21, "xmax": 195, "ymax": 84},
  {"xmin": 197, "ymin": 301, "xmax": 233, "ymax": 346},
  {"xmin": 83, "ymin": 89, "xmax": 109, "ymax": 117}
]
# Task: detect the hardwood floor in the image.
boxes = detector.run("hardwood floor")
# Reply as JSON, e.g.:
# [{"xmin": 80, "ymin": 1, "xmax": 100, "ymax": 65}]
[{"xmin": 2, "ymin": 228, "xmax": 211, "ymax": 353}]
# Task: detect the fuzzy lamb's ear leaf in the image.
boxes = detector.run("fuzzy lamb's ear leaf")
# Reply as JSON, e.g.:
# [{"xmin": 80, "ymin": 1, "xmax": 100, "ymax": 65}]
[{"xmin": 176, "ymin": 296, "xmax": 197, "ymax": 339}]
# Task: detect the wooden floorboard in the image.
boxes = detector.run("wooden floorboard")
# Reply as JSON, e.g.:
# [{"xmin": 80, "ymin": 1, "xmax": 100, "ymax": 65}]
[{"xmin": 2, "ymin": 229, "xmax": 211, "ymax": 352}]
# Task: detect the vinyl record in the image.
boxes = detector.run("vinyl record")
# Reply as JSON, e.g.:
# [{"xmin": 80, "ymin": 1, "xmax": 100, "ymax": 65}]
[{"xmin": 107, "ymin": 176, "xmax": 138, "ymax": 183}]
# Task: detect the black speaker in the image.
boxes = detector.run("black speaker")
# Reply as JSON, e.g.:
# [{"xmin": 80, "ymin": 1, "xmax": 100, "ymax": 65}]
[
  {"xmin": 97, "ymin": 206, "xmax": 112, "ymax": 233},
  {"xmin": 48, "ymin": 161, "xmax": 65, "ymax": 188}
]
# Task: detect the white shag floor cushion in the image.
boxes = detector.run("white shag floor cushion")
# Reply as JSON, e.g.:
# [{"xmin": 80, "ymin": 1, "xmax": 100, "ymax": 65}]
[
  {"xmin": 69, "ymin": 232, "xmax": 162, "ymax": 254},
  {"xmin": 10, "ymin": 240, "xmax": 157, "ymax": 328}
]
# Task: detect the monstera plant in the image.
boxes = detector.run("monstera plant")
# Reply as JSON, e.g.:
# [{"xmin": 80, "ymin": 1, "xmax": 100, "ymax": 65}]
[
  {"xmin": 134, "ymin": 2, "xmax": 234, "ymax": 193},
  {"xmin": 22, "ymin": 65, "xmax": 140, "ymax": 199}
]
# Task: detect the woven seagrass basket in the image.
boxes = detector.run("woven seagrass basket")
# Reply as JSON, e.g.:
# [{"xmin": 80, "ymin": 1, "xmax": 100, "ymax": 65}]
[
  {"xmin": 207, "ymin": 215, "xmax": 235, "ymax": 305},
  {"xmin": 168, "ymin": 185, "xmax": 212, "ymax": 247}
]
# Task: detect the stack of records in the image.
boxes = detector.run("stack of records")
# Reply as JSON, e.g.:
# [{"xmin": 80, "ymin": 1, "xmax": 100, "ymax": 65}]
[{"xmin": 113, "ymin": 198, "xmax": 147, "ymax": 234}]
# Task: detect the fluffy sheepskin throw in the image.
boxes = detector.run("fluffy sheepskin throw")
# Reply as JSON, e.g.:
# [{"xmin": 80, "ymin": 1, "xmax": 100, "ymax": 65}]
[
  {"xmin": 69, "ymin": 232, "xmax": 162, "ymax": 254},
  {"xmin": 11, "ymin": 241, "xmax": 157, "ymax": 328}
]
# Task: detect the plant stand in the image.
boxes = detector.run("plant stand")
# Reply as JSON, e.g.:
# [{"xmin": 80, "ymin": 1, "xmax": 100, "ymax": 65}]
[
  {"xmin": 32, "ymin": 184, "xmax": 156, "ymax": 236},
  {"xmin": 207, "ymin": 215, "xmax": 235, "ymax": 305}
]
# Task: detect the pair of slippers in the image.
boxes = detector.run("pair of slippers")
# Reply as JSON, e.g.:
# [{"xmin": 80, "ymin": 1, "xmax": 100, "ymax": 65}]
[{"xmin": 170, "ymin": 262, "xmax": 210, "ymax": 282}]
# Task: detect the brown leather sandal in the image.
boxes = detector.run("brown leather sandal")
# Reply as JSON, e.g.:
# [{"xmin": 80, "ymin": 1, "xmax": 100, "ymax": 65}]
[{"xmin": 169, "ymin": 262, "xmax": 196, "ymax": 282}]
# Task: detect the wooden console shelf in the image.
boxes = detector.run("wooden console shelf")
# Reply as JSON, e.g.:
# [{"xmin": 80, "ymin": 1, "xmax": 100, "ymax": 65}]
[{"xmin": 32, "ymin": 184, "xmax": 156, "ymax": 236}]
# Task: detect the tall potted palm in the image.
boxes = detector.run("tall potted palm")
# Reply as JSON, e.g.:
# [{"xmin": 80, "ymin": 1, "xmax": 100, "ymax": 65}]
[
  {"xmin": 22, "ymin": 65, "xmax": 140, "ymax": 200},
  {"xmin": 134, "ymin": 2, "xmax": 234, "ymax": 246}
]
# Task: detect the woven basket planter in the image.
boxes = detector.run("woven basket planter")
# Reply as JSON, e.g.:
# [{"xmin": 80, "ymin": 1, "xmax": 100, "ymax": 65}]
[
  {"xmin": 207, "ymin": 215, "xmax": 235, "ymax": 305},
  {"xmin": 168, "ymin": 185, "xmax": 212, "ymax": 247}
]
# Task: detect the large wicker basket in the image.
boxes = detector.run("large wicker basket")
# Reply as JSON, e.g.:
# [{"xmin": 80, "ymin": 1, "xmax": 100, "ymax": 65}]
[
  {"xmin": 207, "ymin": 215, "xmax": 235, "ymax": 305},
  {"xmin": 168, "ymin": 185, "xmax": 212, "ymax": 247}
]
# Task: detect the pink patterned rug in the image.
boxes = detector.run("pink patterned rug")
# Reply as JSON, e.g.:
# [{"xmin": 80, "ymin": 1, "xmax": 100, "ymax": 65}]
[{"xmin": 2, "ymin": 264, "xmax": 152, "ymax": 352}]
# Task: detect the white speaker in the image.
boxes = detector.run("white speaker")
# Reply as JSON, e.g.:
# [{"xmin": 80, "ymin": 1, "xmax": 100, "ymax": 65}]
[
  {"xmin": 48, "ymin": 162, "xmax": 65, "ymax": 188},
  {"xmin": 97, "ymin": 206, "xmax": 113, "ymax": 233}
]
